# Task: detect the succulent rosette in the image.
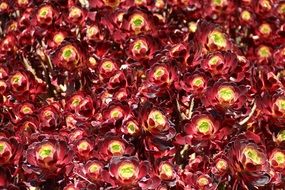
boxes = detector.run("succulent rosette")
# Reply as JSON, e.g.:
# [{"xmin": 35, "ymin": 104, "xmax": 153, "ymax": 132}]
[
  {"xmin": 24, "ymin": 138, "xmax": 73, "ymax": 177},
  {"xmin": 184, "ymin": 113, "xmax": 220, "ymax": 141},
  {"xmin": 202, "ymin": 80, "xmax": 248, "ymax": 113},
  {"xmin": 199, "ymin": 51, "xmax": 238, "ymax": 78},
  {"xmin": 8, "ymin": 71, "xmax": 30, "ymax": 95},
  {"xmin": 72, "ymin": 138, "xmax": 96, "ymax": 161},
  {"xmin": 98, "ymin": 134, "xmax": 134, "ymax": 160},
  {"xmin": 2, "ymin": 0, "xmax": 285, "ymax": 189},
  {"xmin": 35, "ymin": 4, "xmax": 58, "ymax": 27},
  {"xmin": 121, "ymin": 6, "xmax": 158, "ymax": 36},
  {"xmin": 177, "ymin": 69, "xmax": 208, "ymax": 95},
  {"xmin": 0, "ymin": 137, "xmax": 22, "ymax": 166},
  {"xmin": 38, "ymin": 104, "xmax": 61, "ymax": 131},
  {"xmin": 257, "ymin": 92, "xmax": 285, "ymax": 123},
  {"xmin": 269, "ymin": 149, "xmax": 285, "ymax": 173},
  {"xmin": 51, "ymin": 42, "xmax": 85, "ymax": 71},
  {"xmin": 141, "ymin": 106, "xmax": 176, "ymax": 140},
  {"xmin": 125, "ymin": 35, "xmax": 159, "ymax": 61},
  {"xmin": 101, "ymin": 101, "xmax": 130, "ymax": 126},
  {"xmin": 226, "ymin": 131, "xmax": 271, "ymax": 188},
  {"xmin": 193, "ymin": 20, "xmax": 236, "ymax": 54},
  {"xmin": 104, "ymin": 156, "xmax": 150, "ymax": 187},
  {"xmin": 121, "ymin": 116, "xmax": 141, "ymax": 136},
  {"xmin": 140, "ymin": 63, "xmax": 177, "ymax": 97},
  {"xmin": 66, "ymin": 92, "xmax": 95, "ymax": 120},
  {"xmin": 98, "ymin": 59, "xmax": 119, "ymax": 82},
  {"xmin": 182, "ymin": 170, "xmax": 217, "ymax": 190},
  {"xmin": 16, "ymin": 117, "xmax": 39, "ymax": 144}
]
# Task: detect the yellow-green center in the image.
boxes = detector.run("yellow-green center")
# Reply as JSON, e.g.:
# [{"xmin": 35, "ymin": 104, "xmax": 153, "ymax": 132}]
[
  {"xmin": 118, "ymin": 163, "xmax": 136, "ymax": 179},
  {"xmin": 134, "ymin": 41, "xmax": 142, "ymax": 50},
  {"xmin": 276, "ymin": 98, "xmax": 285, "ymax": 112},
  {"xmin": 192, "ymin": 77, "xmax": 204, "ymax": 87},
  {"xmin": 40, "ymin": 9, "xmax": 48, "ymax": 17},
  {"xmin": 110, "ymin": 108, "xmax": 123, "ymax": 119},
  {"xmin": 154, "ymin": 68, "xmax": 165, "ymax": 78},
  {"xmin": 212, "ymin": 0, "xmax": 224, "ymax": 6},
  {"xmin": 243, "ymin": 147, "xmax": 262, "ymax": 165},
  {"xmin": 63, "ymin": 49, "xmax": 73, "ymax": 59},
  {"xmin": 241, "ymin": 10, "xmax": 251, "ymax": 21},
  {"xmin": 209, "ymin": 55, "xmax": 222, "ymax": 66},
  {"xmin": 273, "ymin": 151, "xmax": 285, "ymax": 165},
  {"xmin": 133, "ymin": 19, "xmax": 143, "ymax": 27},
  {"xmin": 127, "ymin": 122, "xmax": 137, "ymax": 134},
  {"xmin": 102, "ymin": 61, "xmax": 114, "ymax": 72},
  {"xmin": 130, "ymin": 15, "xmax": 145, "ymax": 31},
  {"xmin": 216, "ymin": 159, "xmax": 228, "ymax": 170},
  {"xmin": 159, "ymin": 163, "xmax": 173, "ymax": 177},
  {"xmin": 108, "ymin": 141, "xmax": 123, "ymax": 154},
  {"xmin": 69, "ymin": 7, "xmax": 81, "ymax": 18},
  {"xmin": 22, "ymin": 106, "xmax": 32, "ymax": 114},
  {"xmin": 217, "ymin": 87, "xmax": 235, "ymax": 102},
  {"xmin": 197, "ymin": 118, "xmax": 213, "ymax": 134},
  {"xmin": 259, "ymin": 24, "xmax": 271, "ymax": 35},
  {"xmin": 277, "ymin": 130, "xmax": 285, "ymax": 142},
  {"xmin": 53, "ymin": 33, "xmax": 64, "ymax": 44},
  {"xmin": 0, "ymin": 143, "xmax": 5, "ymax": 153},
  {"xmin": 78, "ymin": 141, "xmax": 90, "ymax": 151},
  {"xmin": 258, "ymin": 46, "xmax": 271, "ymax": 58},
  {"xmin": 72, "ymin": 98, "xmax": 81, "ymax": 107},
  {"xmin": 149, "ymin": 110, "xmax": 166, "ymax": 126},
  {"xmin": 12, "ymin": 75, "xmax": 22, "ymax": 84},
  {"xmin": 278, "ymin": 4, "xmax": 285, "ymax": 14},
  {"xmin": 89, "ymin": 163, "xmax": 100, "ymax": 173},
  {"xmin": 197, "ymin": 177, "xmax": 209, "ymax": 186},
  {"xmin": 208, "ymin": 31, "xmax": 226, "ymax": 48},
  {"xmin": 38, "ymin": 144, "xmax": 54, "ymax": 159}
]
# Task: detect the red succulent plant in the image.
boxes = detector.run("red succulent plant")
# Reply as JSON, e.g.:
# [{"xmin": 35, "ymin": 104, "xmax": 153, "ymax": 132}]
[{"xmin": 1, "ymin": 0, "xmax": 285, "ymax": 189}]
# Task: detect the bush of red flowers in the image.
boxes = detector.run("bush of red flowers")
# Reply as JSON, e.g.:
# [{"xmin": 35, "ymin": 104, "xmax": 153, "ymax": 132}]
[{"xmin": 1, "ymin": 0, "xmax": 285, "ymax": 189}]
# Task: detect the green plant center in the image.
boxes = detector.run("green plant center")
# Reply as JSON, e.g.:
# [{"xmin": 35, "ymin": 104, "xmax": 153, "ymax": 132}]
[
  {"xmin": 197, "ymin": 119, "xmax": 212, "ymax": 134},
  {"xmin": 258, "ymin": 46, "xmax": 271, "ymax": 58},
  {"xmin": 241, "ymin": 10, "xmax": 251, "ymax": 21},
  {"xmin": 192, "ymin": 77, "xmax": 204, "ymax": 87},
  {"xmin": 243, "ymin": 147, "xmax": 262, "ymax": 165},
  {"xmin": 89, "ymin": 163, "xmax": 100, "ymax": 173},
  {"xmin": 217, "ymin": 87, "xmax": 235, "ymax": 102},
  {"xmin": 154, "ymin": 68, "xmax": 165, "ymax": 78},
  {"xmin": 78, "ymin": 141, "xmax": 90, "ymax": 151},
  {"xmin": 276, "ymin": 98, "xmax": 285, "ymax": 112},
  {"xmin": 118, "ymin": 163, "xmax": 136, "ymax": 179},
  {"xmin": 160, "ymin": 163, "xmax": 173, "ymax": 177},
  {"xmin": 273, "ymin": 152, "xmax": 285, "ymax": 165},
  {"xmin": 0, "ymin": 143, "xmax": 5, "ymax": 153},
  {"xmin": 259, "ymin": 24, "xmax": 271, "ymax": 35},
  {"xmin": 150, "ymin": 110, "xmax": 166, "ymax": 126},
  {"xmin": 209, "ymin": 31, "xmax": 226, "ymax": 48},
  {"xmin": 38, "ymin": 145, "xmax": 54, "ymax": 159},
  {"xmin": 109, "ymin": 141, "xmax": 123, "ymax": 154}
]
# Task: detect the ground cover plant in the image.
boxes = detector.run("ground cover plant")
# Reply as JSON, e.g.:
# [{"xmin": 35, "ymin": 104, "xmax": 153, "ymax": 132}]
[{"xmin": 0, "ymin": 0, "xmax": 285, "ymax": 189}]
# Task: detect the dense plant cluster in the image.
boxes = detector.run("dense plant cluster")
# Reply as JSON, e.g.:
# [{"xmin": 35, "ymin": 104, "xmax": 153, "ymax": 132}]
[{"xmin": 0, "ymin": 0, "xmax": 285, "ymax": 189}]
